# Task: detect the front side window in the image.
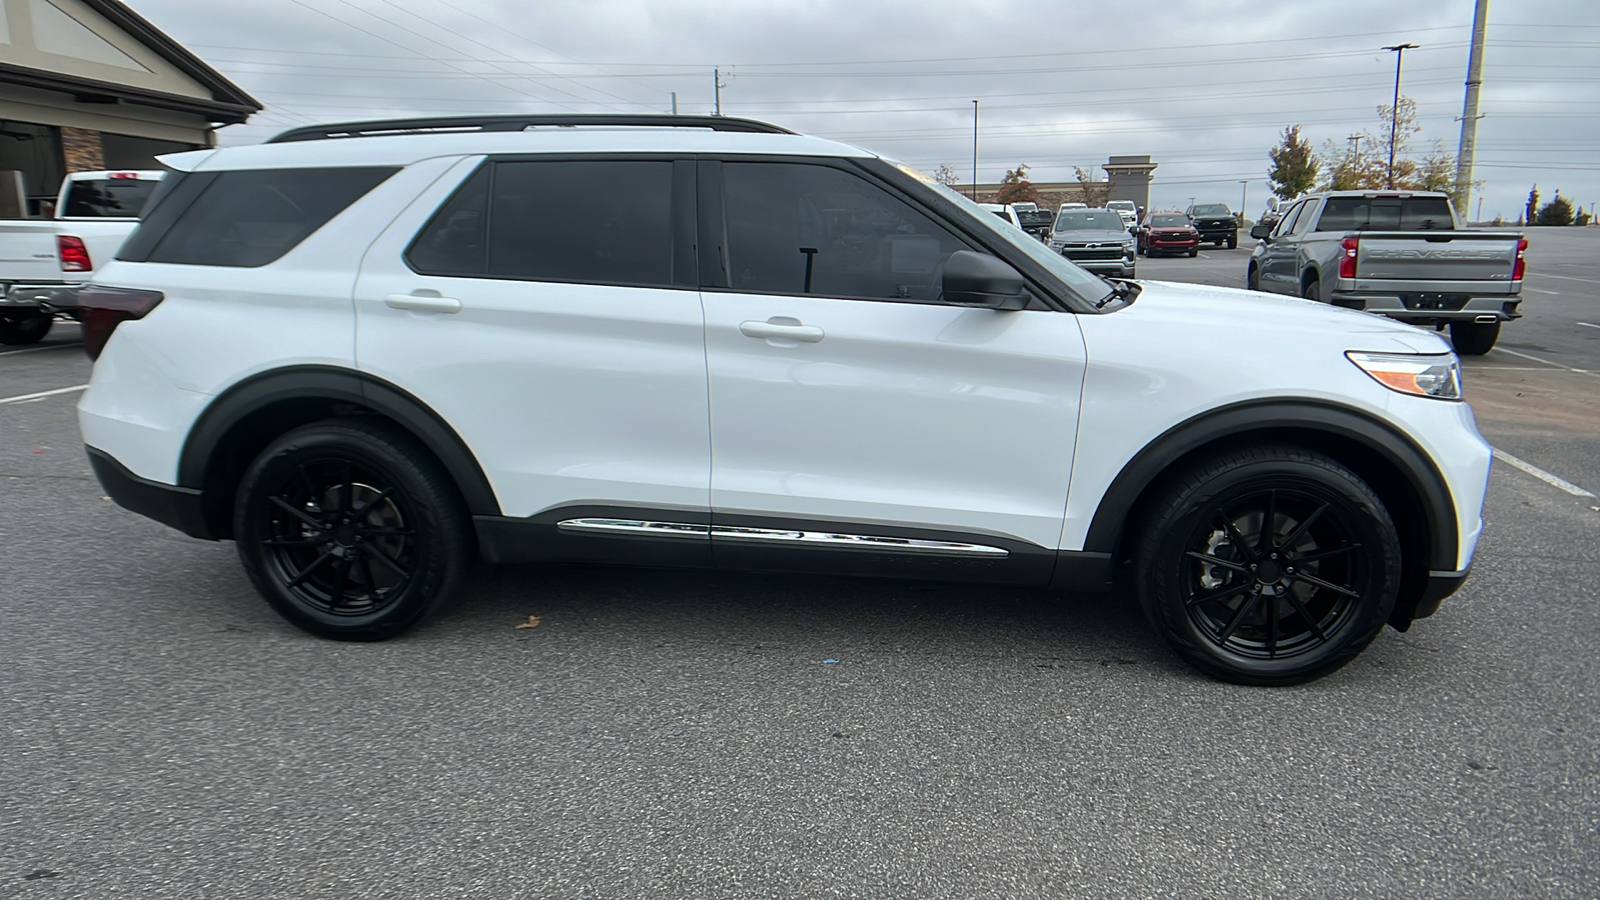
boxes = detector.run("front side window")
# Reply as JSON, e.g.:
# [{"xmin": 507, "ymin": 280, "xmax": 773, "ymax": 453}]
[
  {"xmin": 1272, "ymin": 202, "xmax": 1306, "ymax": 238},
  {"xmin": 721, "ymin": 162, "xmax": 967, "ymax": 303},
  {"xmin": 146, "ymin": 167, "xmax": 396, "ymax": 267}
]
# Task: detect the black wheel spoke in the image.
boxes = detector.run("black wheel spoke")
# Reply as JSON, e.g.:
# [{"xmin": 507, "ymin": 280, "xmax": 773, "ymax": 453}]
[
  {"xmin": 1187, "ymin": 580, "xmax": 1252, "ymax": 607},
  {"xmin": 361, "ymin": 542, "xmax": 410, "ymax": 578},
  {"xmin": 285, "ymin": 547, "xmax": 337, "ymax": 589},
  {"xmin": 1216, "ymin": 512, "xmax": 1260, "ymax": 563},
  {"xmin": 262, "ymin": 536, "xmax": 327, "ymax": 549},
  {"xmin": 1278, "ymin": 503, "xmax": 1329, "ymax": 550},
  {"xmin": 357, "ymin": 551, "xmax": 382, "ymax": 601},
  {"xmin": 339, "ymin": 461, "xmax": 354, "ymax": 514},
  {"xmin": 1260, "ymin": 489, "xmax": 1277, "ymax": 554},
  {"xmin": 328, "ymin": 555, "xmax": 353, "ymax": 606},
  {"xmin": 1267, "ymin": 593, "xmax": 1279, "ymax": 658},
  {"xmin": 1184, "ymin": 550, "xmax": 1251, "ymax": 574},
  {"xmin": 352, "ymin": 487, "xmax": 395, "ymax": 520},
  {"xmin": 359, "ymin": 528, "xmax": 414, "ymax": 538},
  {"xmin": 1215, "ymin": 592, "xmax": 1263, "ymax": 645},
  {"xmin": 269, "ymin": 495, "xmax": 324, "ymax": 530},
  {"xmin": 1291, "ymin": 544, "xmax": 1360, "ymax": 564},
  {"xmin": 1284, "ymin": 592, "xmax": 1332, "ymax": 643},
  {"xmin": 1290, "ymin": 570, "xmax": 1361, "ymax": 599},
  {"xmin": 297, "ymin": 464, "xmax": 319, "ymax": 500}
]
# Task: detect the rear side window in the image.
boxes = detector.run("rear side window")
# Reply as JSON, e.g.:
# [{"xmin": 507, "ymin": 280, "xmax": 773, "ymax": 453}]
[
  {"xmin": 407, "ymin": 160, "xmax": 676, "ymax": 288},
  {"xmin": 1316, "ymin": 196, "xmax": 1454, "ymax": 232},
  {"xmin": 144, "ymin": 167, "xmax": 396, "ymax": 267},
  {"xmin": 62, "ymin": 178, "xmax": 160, "ymax": 218}
]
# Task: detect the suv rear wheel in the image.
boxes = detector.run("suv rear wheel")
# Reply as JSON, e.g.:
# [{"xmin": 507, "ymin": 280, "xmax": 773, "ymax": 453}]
[
  {"xmin": 0, "ymin": 311, "xmax": 52, "ymax": 345},
  {"xmin": 234, "ymin": 418, "xmax": 472, "ymax": 641},
  {"xmin": 1134, "ymin": 445, "xmax": 1400, "ymax": 685}
]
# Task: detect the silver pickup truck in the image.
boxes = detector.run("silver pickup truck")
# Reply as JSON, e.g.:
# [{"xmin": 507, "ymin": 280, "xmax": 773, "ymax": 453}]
[
  {"xmin": 0, "ymin": 170, "xmax": 163, "ymax": 345},
  {"xmin": 1245, "ymin": 190, "xmax": 1524, "ymax": 354}
]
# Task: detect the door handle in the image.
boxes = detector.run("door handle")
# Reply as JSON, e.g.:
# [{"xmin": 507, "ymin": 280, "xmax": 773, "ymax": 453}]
[
  {"xmin": 385, "ymin": 293, "xmax": 462, "ymax": 313},
  {"xmin": 739, "ymin": 319, "xmax": 825, "ymax": 342}
]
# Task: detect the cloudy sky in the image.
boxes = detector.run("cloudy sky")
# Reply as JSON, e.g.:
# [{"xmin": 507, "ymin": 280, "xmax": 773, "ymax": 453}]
[{"xmin": 126, "ymin": 0, "xmax": 1599, "ymax": 223}]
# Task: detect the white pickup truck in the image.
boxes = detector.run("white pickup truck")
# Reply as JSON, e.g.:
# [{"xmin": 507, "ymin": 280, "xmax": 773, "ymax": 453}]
[{"xmin": 0, "ymin": 169, "xmax": 164, "ymax": 344}]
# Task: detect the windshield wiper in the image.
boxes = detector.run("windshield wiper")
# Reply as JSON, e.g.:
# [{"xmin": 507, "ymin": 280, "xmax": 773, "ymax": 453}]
[{"xmin": 1095, "ymin": 278, "xmax": 1139, "ymax": 309}]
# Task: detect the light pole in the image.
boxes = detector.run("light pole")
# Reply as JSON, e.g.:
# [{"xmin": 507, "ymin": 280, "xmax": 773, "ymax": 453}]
[
  {"xmin": 1383, "ymin": 43, "xmax": 1419, "ymax": 189},
  {"xmin": 971, "ymin": 100, "xmax": 979, "ymax": 201},
  {"xmin": 1238, "ymin": 180, "xmax": 1249, "ymax": 217}
]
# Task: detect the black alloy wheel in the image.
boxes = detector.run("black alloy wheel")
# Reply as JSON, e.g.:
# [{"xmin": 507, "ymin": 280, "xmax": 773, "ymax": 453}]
[
  {"xmin": 1135, "ymin": 446, "xmax": 1400, "ymax": 685},
  {"xmin": 235, "ymin": 418, "xmax": 472, "ymax": 640},
  {"xmin": 0, "ymin": 311, "xmax": 53, "ymax": 345}
]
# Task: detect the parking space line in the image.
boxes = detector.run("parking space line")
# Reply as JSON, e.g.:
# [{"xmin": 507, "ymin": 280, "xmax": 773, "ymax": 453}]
[
  {"xmin": 0, "ymin": 342, "xmax": 83, "ymax": 357},
  {"xmin": 0, "ymin": 384, "xmax": 88, "ymax": 405},
  {"xmin": 1579, "ymin": 322, "xmax": 1599, "ymax": 330},
  {"xmin": 1491, "ymin": 347, "xmax": 1597, "ymax": 376},
  {"xmin": 1526, "ymin": 272, "xmax": 1600, "ymax": 286},
  {"xmin": 1493, "ymin": 448, "xmax": 1597, "ymax": 498}
]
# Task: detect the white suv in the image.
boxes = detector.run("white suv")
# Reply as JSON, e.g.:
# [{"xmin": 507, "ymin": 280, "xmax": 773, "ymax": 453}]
[{"xmin": 78, "ymin": 115, "xmax": 1491, "ymax": 685}]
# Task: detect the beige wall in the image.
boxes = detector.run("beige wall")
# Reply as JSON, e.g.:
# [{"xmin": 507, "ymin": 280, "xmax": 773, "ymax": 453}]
[{"xmin": 0, "ymin": 0, "xmax": 212, "ymax": 101}]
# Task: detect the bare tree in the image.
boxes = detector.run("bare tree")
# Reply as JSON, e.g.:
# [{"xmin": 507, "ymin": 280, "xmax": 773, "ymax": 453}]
[
  {"xmin": 1073, "ymin": 167, "xmax": 1111, "ymax": 207},
  {"xmin": 933, "ymin": 164, "xmax": 961, "ymax": 187}
]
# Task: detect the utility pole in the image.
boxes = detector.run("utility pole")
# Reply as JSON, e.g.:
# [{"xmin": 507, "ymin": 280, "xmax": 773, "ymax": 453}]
[
  {"xmin": 1382, "ymin": 43, "xmax": 1419, "ymax": 189},
  {"xmin": 713, "ymin": 68, "xmax": 725, "ymax": 116},
  {"xmin": 671, "ymin": 92, "xmax": 678, "ymax": 115},
  {"xmin": 1238, "ymin": 180, "xmax": 1249, "ymax": 217},
  {"xmin": 1454, "ymin": 0, "xmax": 1489, "ymax": 217},
  {"xmin": 971, "ymin": 100, "xmax": 979, "ymax": 201}
]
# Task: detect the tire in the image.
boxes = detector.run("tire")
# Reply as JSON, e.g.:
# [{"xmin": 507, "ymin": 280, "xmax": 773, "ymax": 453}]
[
  {"xmin": 1301, "ymin": 278, "xmax": 1322, "ymax": 303},
  {"xmin": 1187, "ymin": 249, "xmax": 1198, "ymax": 258},
  {"xmin": 1133, "ymin": 445, "xmax": 1401, "ymax": 685},
  {"xmin": 233, "ymin": 418, "xmax": 473, "ymax": 641},
  {"xmin": 1137, "ymin": 242, "xmax": 1147, "ymax": 257},
  {"xmin": 0, "ymin": 311, "xmax": 52, "ymax": 345},
  {"xmin": 1226, "ymin": 235, "xmax": 1238, "ymax": 250},
  {"xmin": 1246, "ymin": 264, "xmax": 1261, "ymax": 292},
  {"xmin": 1449, "ymin": 320, "xmax": 1500, "ymax": 355}
]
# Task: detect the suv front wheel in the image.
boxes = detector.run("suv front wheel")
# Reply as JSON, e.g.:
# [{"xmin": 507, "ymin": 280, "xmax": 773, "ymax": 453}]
[
  {"xmin": 1134, "ymin": 446, "xmax": 1401, "ymax": 685},
  {"xmin": 234, "ymin": 418, "xmax": 473, "ymax": 641}
]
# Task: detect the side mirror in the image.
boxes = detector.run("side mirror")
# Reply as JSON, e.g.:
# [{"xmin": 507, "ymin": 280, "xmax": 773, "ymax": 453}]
[
  {"xmin": 1250, "ymin": 224, "xmax": 1274, "ymax": 240},
  {"xmin": 941, "ymin": 250, "xmax": 1029, "ymax": 310}
]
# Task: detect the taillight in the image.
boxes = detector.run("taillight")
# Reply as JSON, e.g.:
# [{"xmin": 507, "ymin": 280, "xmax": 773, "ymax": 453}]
[
  {"xmin": 58, "ymin": 235, "xmax": 92, "ymax": 272},
  {"xmin": 1338, "ymin": 236, "xmax": 1359, "ymax": 279},
  {"xmin": 76, "ymin": 285, "xmax": 164, "ymax": 360},
  {"xmin": 1512, "ymin": 237, "xmax": 1528, "ymax": 281}
]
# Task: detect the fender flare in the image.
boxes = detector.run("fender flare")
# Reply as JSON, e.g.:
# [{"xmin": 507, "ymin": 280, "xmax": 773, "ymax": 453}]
[
  {"xmin": 1081, "ymin": 399, "xmax": 1458, "ymax": 572},
  {"xmin": 178, "ymin": 365, "xmax": 500, "ymax": 521}
]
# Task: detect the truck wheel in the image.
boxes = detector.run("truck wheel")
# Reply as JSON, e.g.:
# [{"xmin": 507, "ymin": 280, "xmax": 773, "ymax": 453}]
[
  {"xmin": 1188, "ymin": 249, "xmax": 1198, "ymax": 258},
  {"xmin": 1246, "ymin": 264, "xmax": 1261, "ymax": 292},
  {"xmin": 1301, "ymin": 279, "xmax": 1322, "ymax": 303},
  {"xmin": 1227, "ymin": 235, "xmax": 1238, "ymax": 250},
  {"xmin": 1133, "ymin": 445, "xmax": 1401, "ymax": 685},
  {"xmin": 0, "ymin": 311, "xmax": 52, "ymax": 345},
  {"xmin": 1449, "ymin": 320, "xmax": 1500, "ymax": 356}
]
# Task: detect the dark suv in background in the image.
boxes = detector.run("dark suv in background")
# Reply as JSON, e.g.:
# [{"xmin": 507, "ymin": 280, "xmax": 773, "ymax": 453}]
[{"xmin": 1186, "ymin": 203, "xmax": 1238, "ymax": 249}]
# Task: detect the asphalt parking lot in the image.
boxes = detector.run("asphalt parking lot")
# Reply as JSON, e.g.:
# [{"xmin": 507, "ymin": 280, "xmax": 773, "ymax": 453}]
[{"xmin": 3, "ymin": 235, "xmax": 1597, "ymax": 898}]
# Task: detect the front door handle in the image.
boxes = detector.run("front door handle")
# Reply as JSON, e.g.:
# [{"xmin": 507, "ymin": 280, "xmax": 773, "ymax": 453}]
[
  {"xmin": 385, "ymin": 292, "xmax": 462, "ymax": 314},
  {"xmin": 739, "ymin": 318, "xmax": 825, "ymax": 343}
]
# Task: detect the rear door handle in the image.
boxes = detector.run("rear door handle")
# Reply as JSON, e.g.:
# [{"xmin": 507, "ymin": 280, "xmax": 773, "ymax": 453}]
[
  {"xmin": 739, "ymin": 319, "xmax": 825, "ymax": 343},
  {"xmin": 385, "ymin": 293, "xmax": 462, "ymax": 313}
]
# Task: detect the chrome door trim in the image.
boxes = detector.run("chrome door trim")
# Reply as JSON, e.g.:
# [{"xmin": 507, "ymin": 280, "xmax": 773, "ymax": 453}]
[
  {"xmin": 555, "ymin": 518, "xmax": 1010, "ymax": 558},
  {"xmin": 557, "ymin": 518, "xmax": 710, "ymax": 539}
]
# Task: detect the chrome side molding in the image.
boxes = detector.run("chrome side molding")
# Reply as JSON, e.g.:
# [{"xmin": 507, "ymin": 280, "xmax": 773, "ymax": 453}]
[{"xmin": 555, "ymin": 518, "xmax": 1010, "ymax": 558}]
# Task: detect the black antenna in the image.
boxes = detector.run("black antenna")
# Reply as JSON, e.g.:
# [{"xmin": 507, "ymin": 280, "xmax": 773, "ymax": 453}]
[{"xmin": 267, "ymin": 114, "xmax": 796, "ymax": 144}]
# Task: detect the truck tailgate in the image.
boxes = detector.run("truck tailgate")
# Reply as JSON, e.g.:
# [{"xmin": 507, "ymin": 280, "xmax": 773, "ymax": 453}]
[
  {"xmin": 0, "ymin": 222, "xmax": 64, "ymax": 286},
  {"xmin": 1354, "ymin": 231, "xmax": 1520, "ymax": 282}
]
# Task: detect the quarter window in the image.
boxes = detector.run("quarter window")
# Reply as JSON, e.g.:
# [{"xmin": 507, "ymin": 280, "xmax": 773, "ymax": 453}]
[{"xmin": 721, "ymin": 162, "xmax": 968, "ymax": 302}]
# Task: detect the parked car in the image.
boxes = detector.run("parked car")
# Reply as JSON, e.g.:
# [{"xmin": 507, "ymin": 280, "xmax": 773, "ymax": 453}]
[
  {"xmin": 77, "ymin": 114, "xmax": 1491, "ymax": 685},
  {"xmin": 1137, "ymin": 212, "xmax": 1200, "ymax": 257},
  {"xmin": 0, "ymin": 169, "xmax": 164, "ymax": 344},
  {"xmin": 1049, "ymin": 208, "xmax": 1136, "ymax": 278},
  {"xmin": 980, "ymin": 202, "xmax": 1023, "ymax": 229},
  {"xmin": 1246, "ymin": 190, "xmax": 1524, "ymax": 354},
  {"xmin": 1014, "ymin": 206, "xmax": 1057, "ymax": 242},
  {"xmin": 1186, "ymin": 202, "xmax": 1238, "ymax": 248},
  {"xmin": 1105, "ymin": 199, "xmax": 1138, "ymax": 230}
]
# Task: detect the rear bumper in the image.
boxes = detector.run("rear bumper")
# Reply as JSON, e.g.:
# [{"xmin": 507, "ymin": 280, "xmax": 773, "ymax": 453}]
[
  {"xmin": 1329, "ymin": 290, "xmax": 1522, "ymax": 324},
  {"xmin": 86, "ymin": 446, "xmax": 216, "ymax": 540},
  {"xmin": 1, "ymin": 282, "xmax": 85, "ymax": 311}
]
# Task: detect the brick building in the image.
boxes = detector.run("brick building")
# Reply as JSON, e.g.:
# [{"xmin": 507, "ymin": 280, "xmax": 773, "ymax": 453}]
[
  {"xmin": 0, "ymin": 0, "xmax": 259, "ymax": 216},
  {"xmin": 966, "ymin": 155, "xmax": 1159, "ymax": 215}
]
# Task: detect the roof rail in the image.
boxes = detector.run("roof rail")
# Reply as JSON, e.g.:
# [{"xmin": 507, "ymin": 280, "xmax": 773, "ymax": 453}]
[{"xmin": 266, "ymin": 114, "xmax": 797, "ymax": 144}]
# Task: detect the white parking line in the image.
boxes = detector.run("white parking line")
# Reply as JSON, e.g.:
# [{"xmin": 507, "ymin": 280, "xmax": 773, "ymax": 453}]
[
  {"xmin": 0, "ymin": 384, "xmax": 88, "ymax": 405},
  {"xmin": 1493, "ymin": 448, "xmax": 1597, "ymax": 498},
  {"xmin": 1579, "ymin": 322, "xmax": 1600, "ymax": 330},
  {"xmin": 1526, "ymin": 272, "xmax": 1600, "ymax": 286},
  {"xmin": 1491, "ymin": 347, "xmax": 1596, "ymax": 376},
  {"xmin": 0, "ymin": 342, "xmax": 82, "ymax": 357}
]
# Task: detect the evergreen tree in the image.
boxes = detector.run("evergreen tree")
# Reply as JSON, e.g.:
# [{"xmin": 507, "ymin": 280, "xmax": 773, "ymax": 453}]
[{"xmin": 1268, "ymin": 126, "xmax": 1319, "ymax": 199}]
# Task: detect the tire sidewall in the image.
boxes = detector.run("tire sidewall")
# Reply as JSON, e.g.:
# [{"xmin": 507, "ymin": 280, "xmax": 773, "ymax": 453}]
[{"xmin": 1139, "ymin": 453, "xmax": 1400, "ymax": 685}]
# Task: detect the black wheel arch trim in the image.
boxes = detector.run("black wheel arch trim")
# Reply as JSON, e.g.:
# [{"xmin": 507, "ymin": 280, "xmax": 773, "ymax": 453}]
[
  {"xmin": 1083, "ymin": 398, "xmax": 1459, "ymax": 583},
  {"xmin": 178, "ymin": 366, "xmax": 500, "ymax": 537}
]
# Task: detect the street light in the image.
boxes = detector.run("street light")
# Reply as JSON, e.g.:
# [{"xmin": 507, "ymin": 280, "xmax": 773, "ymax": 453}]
[
  {"xmin": 1382, "ymin": 43, "xmax": 1419, "ymax": 189},
  {"xmin": 971, "ymin": 100, "xmax": 979, "ymax": 201}
]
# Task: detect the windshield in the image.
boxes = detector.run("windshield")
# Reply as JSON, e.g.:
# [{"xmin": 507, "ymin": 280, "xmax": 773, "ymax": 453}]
[
  {"xmin": 1151, "ymin": 215, "xmax": 1190, "ymax": 227},
  {"xmin": 62, "ymin": 178, "xmax": 161, "ymax": 218},
  {"xmin": 1190, "ymin": 204, "xmax": 1231, "ymax": 217},
  {"xmin": 890, "ymin": 161, "xmax": 1114, "ymax": 307},
  {"xmin": 1055, "ymin": 211, "xmax": 1126, "ymax": 231}
]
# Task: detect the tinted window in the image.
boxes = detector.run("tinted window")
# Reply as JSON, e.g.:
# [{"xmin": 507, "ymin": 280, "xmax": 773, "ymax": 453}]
[
  {"xmin": 62, "ymin": 177, "xmax": 160, "ymax": 218},
  {"xmin": 489, "ymin": 160, "xmax": 672, "ymax": 286},
  {"xmin": 1316, "ymin": 196, "xmax": 1455, "ymax": 232},
  {"xmin": 723, "ymin": 162, "xmax": 968, "ymax": 302},
  {"xmin": 146, "ymin": 168, "xmax": 395, "ymax": 267},
  {"xmin": 1055, "ymin": 211, "xmax": 1125, "ymax": 231},
  {"xmin": 406, "ymin": 166, "xmax": 489, "ymax": 277},
  {"xmin": 1273, "ymin": 202, "xmax": 1306, "ymax": 237}
]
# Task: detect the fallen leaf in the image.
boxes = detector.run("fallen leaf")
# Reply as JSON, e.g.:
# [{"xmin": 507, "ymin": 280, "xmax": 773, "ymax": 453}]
[{"xmin": 514, "ymin": 615, "xmax": 541, "ymax": 630}]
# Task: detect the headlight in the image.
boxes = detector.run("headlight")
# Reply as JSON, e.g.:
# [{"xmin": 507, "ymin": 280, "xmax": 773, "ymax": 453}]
[{"xmin": 1345, "ymin": 351, "xmax": 1462, "ymax": 400}]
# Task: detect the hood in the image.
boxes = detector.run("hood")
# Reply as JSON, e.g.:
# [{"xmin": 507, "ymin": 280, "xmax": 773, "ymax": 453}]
[
  {"xmin": 1123, "ymin": 280, "xmax": 1452, "ymax": 354},
  {"xmin": 1053, "ymin": 229, "xmax": 1131, "ymax": 243}
]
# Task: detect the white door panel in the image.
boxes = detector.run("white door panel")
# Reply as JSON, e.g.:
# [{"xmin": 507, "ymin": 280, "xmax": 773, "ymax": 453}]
[{"xmin": 703, "ymin": 293, "xmax": 1086, "ymax": 549}]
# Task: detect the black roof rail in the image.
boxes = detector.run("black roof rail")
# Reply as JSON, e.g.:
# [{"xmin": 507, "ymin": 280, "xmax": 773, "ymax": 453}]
[{"xmin": 266, "ymin": 114, "xmax": 797, "ymax": 144}]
